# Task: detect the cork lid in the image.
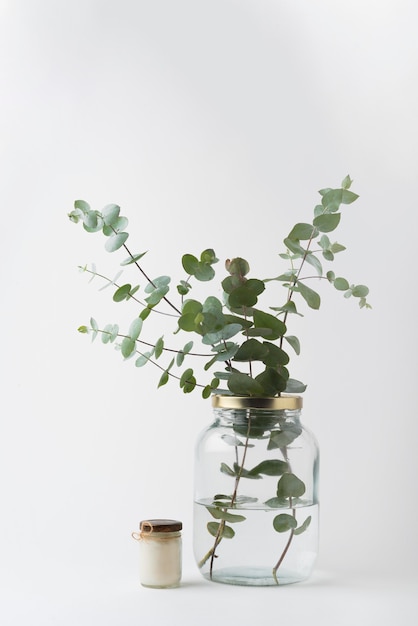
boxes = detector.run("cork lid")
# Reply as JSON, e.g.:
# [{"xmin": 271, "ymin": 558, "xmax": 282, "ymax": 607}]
[{"xmin": 139, "ymin": 519, "xmax": 182, "ymax": 533}]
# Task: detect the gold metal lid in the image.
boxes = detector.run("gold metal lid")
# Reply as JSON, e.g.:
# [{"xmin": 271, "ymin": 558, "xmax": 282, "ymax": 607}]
[{"xmin": 211, "ymin": 395, "xmax": 303, "ymax": 410}]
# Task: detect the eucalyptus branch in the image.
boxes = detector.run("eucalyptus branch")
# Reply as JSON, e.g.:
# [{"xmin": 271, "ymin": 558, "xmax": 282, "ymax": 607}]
[
  {"xmin": 120, "ymin": 236, "xmax": 182, "ymax": 316},
  {"xmin": 205, "ymin": 412, "xmax": 253, "ymax": 577},
  {"xmin": 79, "ymin": 265, "xmax": 179, "ymax": 317},
  {"xmin": 272, "ymin": 505, "xmax": 296, "ymax": 585},
  {"xmin": 70, "ymin": 175, "xmax": 370, "ymax": 399}
]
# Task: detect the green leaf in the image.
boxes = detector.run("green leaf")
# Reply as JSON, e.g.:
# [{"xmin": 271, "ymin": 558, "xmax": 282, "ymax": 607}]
[
  {"xmin": 135, "ymin": 351, "xmax": 153, "ymax": 367},
  {"xmin": 121, "ymin": 337, "xmax": 136, "ymax": 358},
  {"xmin": 233, "ymin": 339, "xmax": 269, "ymax": 362},
  {"xmin": 288, "ymin": 223, "xmax": 316, "ymax": 241},
  {"xmin": 255, "ymin": 367, "xmax": 287, "ymax": 396},
  {"xmin": 182, "ymin": 375, "xmax": 197, "ymax": 393},
  {"xmin": 322, "ymin": 250, "xmax": 334, "ymax": 261},
  {"xmin": 194, "ymin": 263, "xmax": 215, "ymax": 281},
  {"xmin": 78, "ymin": 325, "xmax": 89, "ymax": 334},
  {"xmin": 102, "ymin": 217, "xmax": 128, "ymax": 236},
  {"xmin": 326, "ymin": 271, "xmax": 335, "ymax": 282},
  {"xmin": 113, "ymin": 284, "xmax": 132, "ymax": 302},
  {"xmin": 202, "ymin": 323, "xmax": 242, "ymax": 346},
  {"xmin": 145, "ymin": 276, "xmax": 171, "ymax": 292},
  {"xmin": 83, "ymin": 210, "xmax": 100, "ymax": 231},
  {"xmin": 250, "ymin": 309, "xmax": 286, "ymax": 341},
  {"xmin": 154, "ymin": 337, "xmax": 164, "ymax": 359},
  {"xmin": 207, "ymin": 522, "xmax": 235, "ymax": 539},
  {"xmin": 105, "ymin": 232, "xmax": 129, "ymax": 252},
  {"xmin": 140, "ymin": 307, "xmax": 152, "ymax": 321},
  {"xmin": 182, "ymin": 254, "xmax": 199, "ymax": 275},
  {"xmin": 129, "ymin": 317, "xmax": 143, "ymax": 341},
  {"xmin": 284, "ymin": 378, "xmax": 307, "ymax": 393},
  {"xmin": 319, "ymin": 234, "xmax": 331, "ymax": 250},
  {"xmin": 352, "ymin": 284, "xmax": 369, "ymax": 297},
  {"xmin": 305, "ymin": 253, "xmax": 323, "ymax": 275},
  {"xmin": 101, "ymin": 203, "xmax": 120, "ymax": 226},
  {"xmin": 102, "ymin": 323, "xmax": 114, "ymax": 344},
  {"xmin": 158, "ymin": 370, "xmax": 169, "ymax": 388},
  {"xmin": 296, "ymin": 281, "xmax": 321, "ymax": 309},
  {"xmin": 273, "ymin": 513, "xmax": 297, "ymax": 533},
  {"xmin": 322, "ymin": 188, "xmax": 359, "ymax": 211},
  {"xmin": 74, "ymin": 199, "xmax": 90, "ymax": 212},
  {"xmin": 334, "ymin": 277, "xmax": 350, "ymax": 291},
  {"xmin": 227, "ymin": 373, "xmax": 264, "ymax": 396},
  {"xmin": 283, "ymin": 237, "xmax": 306, "ymax": 256},
  {"xmin": 249, "ymin": 460, "xmax": 288, "ymax": 477},
  {"xmin": 260, "ymin": 342, "xmax": 289, "ymax": 367},
  {"xmin": 268, "ymin": 424, "xmax": 303, "ymax": 449},
  {"xmin": 294, "ymin": 515, "xmax": 312, "ymax": 535},
  {"xmin": 206, "ymin": 507, "xmax": 246, "ymax": 523},
  {"xmin": 270, "ymin": 301, "xmax": 303, "ymax": 317},
  {"xmin": 220, "ymin": 462, "xmax": 236, "ymax": 477},
  {"xmin": 277, "ymin": 473, "xmax": 306, "ymax": 499},
  {"xmin": 253, "ymin": 309, "xmax": 286, "ymax": 340},
  {"xmin": 221, "ymin": 434, "xmax": 247, "ymax": 447},
  {"xmin": 284, "ymin": 335, "xmax": 300, "ymax": 355},
  {"xmin": 265, "ymin": 497, "xmax": 287, "ymax": 508},
  {"xmin": 341, "ymin": 175, "xmax": 352, "ymax": 189},
  {"xmin": 120, "ymin": 252, "xmax": 147, "ymax": 266},
  {"xmin": 180, "ymin": 367, "xmax": 193, "ymax": 387},
  {"xmin": 225, "ymin": 257, "xmax": 250, "ymax": 278},
  {"xmin": 145, "ymin": 286, "xmax": 169, "ymax": 306},
  {"xmin": 228, "ymin": 285, "xmax": 259, "ymax": 308},
  {"xmin": 330, "ymin": 242, "xmax": 346, "ymax": 254},
  {"xmin": 200, "ymin": 248, "xmax": 218, "ymax": 264},
  {"xmin": 90, "ymin": 317, "xmax": 98, "ymax": 332},
  {"xmin": 313, "ymin": 213, "xmax": 341, "ymax": 233},
  {"xmin": 202, "ymin": 386, "xmax": 212, "ymax": 399}
]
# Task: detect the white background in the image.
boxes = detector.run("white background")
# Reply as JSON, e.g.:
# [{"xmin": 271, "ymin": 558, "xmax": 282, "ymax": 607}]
[{"xmin": 1, "ymin": 1, "xmax": 417, "ymax": 624}]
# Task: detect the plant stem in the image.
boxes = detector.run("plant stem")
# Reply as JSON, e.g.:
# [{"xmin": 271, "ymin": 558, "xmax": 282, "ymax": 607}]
[
  {"xmin": 279, "ymin": 232, "xmax": 316, "ymax": 349},
  {"xmin": 80, "ymin": 266, "xmax": 179, "ymax": 317},
  {"xmin": 272, "ymin": 447, "xmax": 296, "ymax": 584},
  {"xmin": 120, "ymin": 238, "xmax": 182, "ymax": 315},
  {"xmin": 204, "ymin": 410, "xmax": 253, "ymax": 577},
  {"xmin": 272, "ymin": 501, "xmax": 296, "ymax": 585}
]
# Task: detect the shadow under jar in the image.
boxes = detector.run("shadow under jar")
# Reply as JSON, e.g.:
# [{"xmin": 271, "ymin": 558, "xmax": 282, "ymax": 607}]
[{"xmin": 193, "ymin": 395, "xmax": 319, "ymax": 586}]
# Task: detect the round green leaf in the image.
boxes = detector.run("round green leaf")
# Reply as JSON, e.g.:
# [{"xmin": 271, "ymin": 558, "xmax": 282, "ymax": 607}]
[
  {"xmin": 334, "ymin": 277, "xmax": 350, "ymax": 291},
  {"xmin": 227, "ymin": 373, "xmax": 264, "ymax": 396},
  {"xmin": 352, "ymin": 285, "xmax": 369, "ymax": 297},
  {"xmin": 273, "ymin": 514, "xmax": 297, "ymax": 533},
  {"xmin": 207, "ymin": 522, "xmax": 235, "ymax": 539},
  {"xmin": 101, "ymin": 203, "xmax": 120, "ymax": 226},
  {"xmin": 234, "ymin": 339, "xmax": 269, "ymax": 362},
  {"xmin": 277, "ymin": 473, "xmax": 306, "ymax": 499},
  {"xmin": 288, "ymin": 223, "xmax": 316, "ymax": 241},
  {"xmin": 182, "ymin": 254, "xmax": 199, "ymax": 275},
  {"xmin": 313, "ymin": 213, "xmax": 341, "ymax": 233},
  {"xmin": 228, "ymin": 286, "xmax": 258, "ymax": 308},
  {"xmin": 113, "ymin": 284, "xmax": 132, "ymax": 302},
  {"xmin": 105, "ymin": 232, "xmax": 129, "ymax": 252}
]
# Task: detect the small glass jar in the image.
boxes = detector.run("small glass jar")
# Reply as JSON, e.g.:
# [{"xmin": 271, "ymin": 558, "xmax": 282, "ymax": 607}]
[
  {"xmin": 132, "ymin": 519, "xmax": 182, "ymax": 588},
  {"xmin": 193, "ymin": 395, "xmax": 319, "ymax": 586}
]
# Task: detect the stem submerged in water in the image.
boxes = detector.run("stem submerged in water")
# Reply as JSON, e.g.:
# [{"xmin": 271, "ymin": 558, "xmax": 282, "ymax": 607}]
[{"xmin": 205, "ymin": 410, "xmax": 253, "ymax": 579}]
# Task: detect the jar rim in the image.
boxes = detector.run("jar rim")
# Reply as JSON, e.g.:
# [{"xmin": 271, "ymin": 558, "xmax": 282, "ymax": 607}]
[{"xmin": 211, "ymin": 395, "xmax": 303, "ymax": 410}]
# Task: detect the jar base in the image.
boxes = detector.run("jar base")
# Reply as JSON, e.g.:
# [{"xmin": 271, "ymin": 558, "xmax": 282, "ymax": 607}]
[
  {"xmin": 140, "ymin": 582, "xmax": 181, "ymax": 589},
  {"xmin": 201, "ymin": 566, "xmax": 309, "ymax": 587}
]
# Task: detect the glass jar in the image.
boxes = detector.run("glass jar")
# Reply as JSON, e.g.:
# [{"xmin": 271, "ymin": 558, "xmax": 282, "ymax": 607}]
[
  {"xmin": 132, "ymin": 519, "xmax": 182, "ymax": 588},
  {"xmin": 193, "ymin": 395, "xmax": 319, "ymax": 586}
]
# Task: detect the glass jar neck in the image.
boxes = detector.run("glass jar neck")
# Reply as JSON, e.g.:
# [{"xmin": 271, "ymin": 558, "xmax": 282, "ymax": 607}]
[{"xmin": 213, "ymin": 406, "xmax": 301, "ymax": 429}]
